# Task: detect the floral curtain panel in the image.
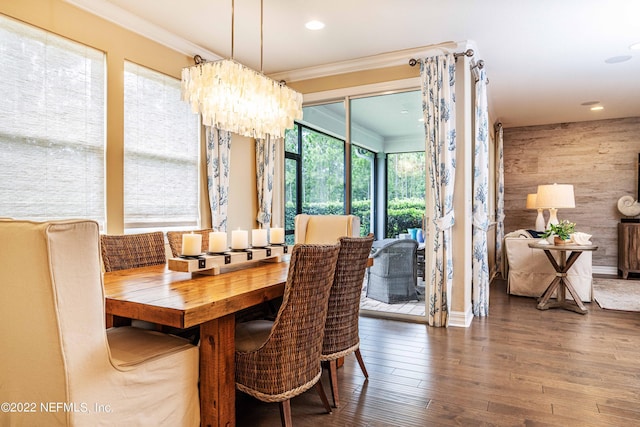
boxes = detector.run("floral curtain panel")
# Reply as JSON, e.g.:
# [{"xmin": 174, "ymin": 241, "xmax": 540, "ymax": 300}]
[
  {"xmin": 420, "ymin": 53, "xmax": 456, "ymax": 327},
  {"xmin": 256, "ymin": 135, "xmax": 277, "ymax": 227},
  {"xmin": 495, "ymin": 123, "xmax": 505, "ymax": 277},
  {"xmin": 206, "ymin": 126, "xmax": 231, "ymax": 231},
  {"xmin": 472, "ymin": 68, "xmax": 490, "ymax": 317}
]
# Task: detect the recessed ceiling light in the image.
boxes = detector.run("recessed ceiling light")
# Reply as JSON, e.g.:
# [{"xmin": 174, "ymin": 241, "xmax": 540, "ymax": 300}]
[
  {"xmin": 590, "ymin": 106, "xmax": 604, "ymax": 111},
  {"xmin": 630, "ymin": 42, "xmax": 640, "ymax": 51},
  {"xmin": 418, "ymin": 118, "xmax": 424, "ymax": 122},
  {"xmin": 581, "ymin": 101, "xmax": 600, "ymax": 106},
  {"xmin": 305, "ymin": 20, "xmax": 325, "ymax": 30},
  {"xmin": 400, "ymin": 109, "xmax": 409, "ymax": 114},
  {"xmin": 605, "ymin": 55, "xmax": 632, "ymax": 64}
]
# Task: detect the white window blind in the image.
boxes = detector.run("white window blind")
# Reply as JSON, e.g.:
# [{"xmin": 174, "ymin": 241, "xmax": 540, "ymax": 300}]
[
  {"xmin": 0, "ymin": 15, "xmax": 106, "ymax": 226},
  {"xmin": 124, "ymin": 62, "xmax": 200, "ymax": 230}
]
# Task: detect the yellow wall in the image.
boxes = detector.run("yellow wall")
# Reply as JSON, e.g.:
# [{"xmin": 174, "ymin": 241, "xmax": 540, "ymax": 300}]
[
  {"xmin": 1, "ymin": 0, "xmax": 257, "ymax": 234},
  {"xmin": 288, "ymin": 65, "xmax": 419, "ymax": 94},
  {"xmin": 3, "ymin": 1, "xmax": 476, "ymax": 325}
]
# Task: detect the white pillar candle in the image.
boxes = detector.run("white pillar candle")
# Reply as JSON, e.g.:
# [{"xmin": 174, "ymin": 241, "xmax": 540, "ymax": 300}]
[
  {"xmin": 208, "ymin": 231, "xmax": 227, "ymax": 253},
  {"xmin": 252, "ymin": 229, "xmax": 268, "ymax": 247},
  {"xmin": 269, "ymin": 227, "xmax": 284, "ymax": 244},
  {"xmin": 182, "ymin": 232, "xmax": 202, "ymax": 256},
  {"xmin": 231, "ymin": 229, "xmax": 249, "ymax": 250}
]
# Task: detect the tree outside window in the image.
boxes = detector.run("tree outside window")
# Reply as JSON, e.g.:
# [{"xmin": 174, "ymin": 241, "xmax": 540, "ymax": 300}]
[{"xmin": 386, "ymin": 152, "xmax": 425, "ymax": 238}]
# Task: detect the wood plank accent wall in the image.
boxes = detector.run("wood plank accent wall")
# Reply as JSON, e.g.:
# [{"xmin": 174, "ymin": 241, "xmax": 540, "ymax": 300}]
[{"xmin": 503, "ymin": 116, "xmax": 640, "ymax": 268}]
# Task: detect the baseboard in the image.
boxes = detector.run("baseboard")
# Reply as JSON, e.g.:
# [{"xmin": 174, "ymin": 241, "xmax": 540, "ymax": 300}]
[
  {"xmin": 449, "ymin": 306, "xmax": 474, "ymax": 328},
  {"xmin": 359, "ymin": 310, "xmax": 428, "ymax": 325},
  {"xmin": 593, "ymin": 265, "xmax": 617, "ymax": 276},
  {"xmin": 360, "ymin": 306, "xmax": 474, "ymax": 328}
]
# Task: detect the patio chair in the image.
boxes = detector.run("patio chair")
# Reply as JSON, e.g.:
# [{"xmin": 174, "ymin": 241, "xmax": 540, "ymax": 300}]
[{"xmin": 366, "ymin": 238, "xmax": 419, "ymax": 303}]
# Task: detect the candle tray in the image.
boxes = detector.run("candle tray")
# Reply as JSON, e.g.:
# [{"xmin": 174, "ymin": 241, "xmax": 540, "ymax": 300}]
[{"xmin": 167, "ymin": 245, "xmax": 291, "ymax": 275}]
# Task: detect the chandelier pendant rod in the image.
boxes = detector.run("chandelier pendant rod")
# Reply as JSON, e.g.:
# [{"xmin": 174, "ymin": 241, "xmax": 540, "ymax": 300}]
[
  {"xmin": 180, "ymin": 0, "xmax": 304, "ymax": 139},
  {"xmin": 260, "ymin": 0, "xmax": 264, "ymax": 73},
  {"xmin": 230, "ymin": 0, "xmax": 235, "ymax": 59}
]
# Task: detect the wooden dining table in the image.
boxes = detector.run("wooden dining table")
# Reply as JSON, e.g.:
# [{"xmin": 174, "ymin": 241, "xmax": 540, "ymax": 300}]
[{"xmin": 103, "ymin": 260, "xmax": 290, "ymax": 427}]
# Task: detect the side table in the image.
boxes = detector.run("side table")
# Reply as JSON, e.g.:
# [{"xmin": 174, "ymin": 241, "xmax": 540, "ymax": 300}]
[{"xmin": 527, "ymin": 242, "xmax": 598, "ymax": 314}]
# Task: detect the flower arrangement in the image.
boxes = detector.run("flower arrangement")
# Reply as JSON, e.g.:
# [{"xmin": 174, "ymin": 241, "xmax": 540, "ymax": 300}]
[{"xmin": 542, "ymin": 220, "xmax": 576, "ymax": 241}]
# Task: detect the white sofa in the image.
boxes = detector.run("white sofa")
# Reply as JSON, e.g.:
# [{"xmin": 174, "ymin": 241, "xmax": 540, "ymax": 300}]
[{"xmin": 504, "ymin": 230, "xmax": 592, "ymax": 302}]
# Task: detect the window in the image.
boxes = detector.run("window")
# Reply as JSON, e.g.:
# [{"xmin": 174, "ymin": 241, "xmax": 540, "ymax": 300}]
[
  {"xmin": 348, "ymin": 90, "xmax": 424, "ymax": 238},
  {"xmin": 123, "ymin": 62, "xmax": 200, "ymax": 230},
  {"xmin": 0, "ymin": 15, "xmax": 106, "ymax": 226},
  {"xmin": 301, "ymin": 127, "xmax": 345, "ymax": 213},
  {"xmin": 386, "ymin": 152, "xmax": 426, "ymax": 237},
  {"xmin": 284, "ymin": 120, "xmax": 346, "ymax": 242},
  {"xmin": 351, "ymin": 145, "xmax": 376, "ymax": 236},
  {"xmin": 284, "ymin": 124, "xmax": 301, "ymax": 242}
]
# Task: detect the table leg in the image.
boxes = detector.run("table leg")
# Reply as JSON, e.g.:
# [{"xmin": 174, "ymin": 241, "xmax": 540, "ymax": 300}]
[
  {"xmin": 561, "ymin": 277, "xmax": 588, "ymax": 314},
  {"xmin": 537, "ymin": 249, "xmax": 588, "ymax": 314},
  {"xmin": 200, "ymin": 315, "xmax": 236, "ymax": 427},
  {"xmin": 537, "ymin": 277, "xmax": 562, "ymax": 309},
  {"xmin": 557, "ymin": 251, "xmax": 567, "ymax": 304},
  {"xmin": 105, "ymin": 314, "xmax": 131, "ymax": 328}
]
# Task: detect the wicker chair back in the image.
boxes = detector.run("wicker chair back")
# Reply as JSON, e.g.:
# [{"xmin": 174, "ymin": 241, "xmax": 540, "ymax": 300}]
[
  {"xmin": 100, "ymin": 232, "xmax": 166, "ymax": 272},
  {"xmin": 166, "ymin": 228, "xmax": 214, "ymax": 257},
  {"xmin": 235, "ymin": 243, "xmax": 340, "ymax": 402},
  {"xmin": 320, "ymin": 234, "xmax": 373, "ymax": 407},
  {"xmin": 322, "ymin": 234, "xmax": 374, "ymax": 358}
]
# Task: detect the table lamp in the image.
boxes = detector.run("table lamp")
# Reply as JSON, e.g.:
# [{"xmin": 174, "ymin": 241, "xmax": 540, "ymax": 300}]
[
  {"xmin": 535, "ymin": 183, "xmax": 575, "ymax": 228},
  {"xmin": 526, "ymin": 193, "xmax": 545, "ymax": 232}
]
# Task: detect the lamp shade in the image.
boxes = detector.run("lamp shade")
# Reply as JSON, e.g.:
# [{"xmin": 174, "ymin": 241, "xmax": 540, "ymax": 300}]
[
  {"xmin": 525, "ymin": 193, "xmax": 537, "ymax": 209},
  {"xmin": 535, "ymin": 184, "xmax": 575, "ymax": 209}
]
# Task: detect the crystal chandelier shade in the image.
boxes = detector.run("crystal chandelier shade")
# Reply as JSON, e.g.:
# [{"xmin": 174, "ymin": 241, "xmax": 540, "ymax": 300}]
[
  {"xmin": 181, "ymin": 59, "xmax": 303, "ymax": 139},
  {"xmin": 180, "ymin": 0, "xmax": 303, "ymax": 140}
]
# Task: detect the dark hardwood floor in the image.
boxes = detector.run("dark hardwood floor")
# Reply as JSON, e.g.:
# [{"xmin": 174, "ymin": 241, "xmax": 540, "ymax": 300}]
[{"xmin": 236, "ymin": 278, "xmax": 640, "ymax": 426}]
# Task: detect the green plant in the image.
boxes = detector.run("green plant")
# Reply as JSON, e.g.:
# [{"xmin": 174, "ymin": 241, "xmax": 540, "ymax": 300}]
[{"xmin": 542, "ymin": 220, "xmax": 576, "ymax": 240}]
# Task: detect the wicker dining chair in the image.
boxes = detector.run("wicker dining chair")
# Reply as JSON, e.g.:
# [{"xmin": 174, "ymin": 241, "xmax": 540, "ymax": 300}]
[
  {"xmin": 100, "ymin": 231, "xmax": 201, "ymax": 342},
  {"xmin": 321, "ymin": 234, "xmax": 374, "ymax": 408},
  {"xmin": 234, "ymin": 243, "xmax": 341, "ymax": 427},
  {"xmin": 100, "ymin": 231, "xmax": 166, "ymax": 272},
  {"xmin": 166, "ymin": 228, "xmax": 214, "ymax": 257}
]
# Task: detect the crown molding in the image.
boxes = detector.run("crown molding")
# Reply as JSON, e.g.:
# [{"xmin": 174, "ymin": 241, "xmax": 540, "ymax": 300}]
[
  {"xmin": 63, "ymin": 0, "xmax": 221, "ymax": 60},
  {"xmin": 270, "ymin": 40, "xmax": 474, "ymax": 83},
  {"xmin": 63, "ymin": 1, "xmax": 477, "ymax": 85}
]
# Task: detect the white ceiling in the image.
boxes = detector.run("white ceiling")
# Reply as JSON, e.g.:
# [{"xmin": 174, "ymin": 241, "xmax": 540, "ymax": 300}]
[{"xmin": 67, "ymin": 0, "xmax": 640, "ymax": 133}]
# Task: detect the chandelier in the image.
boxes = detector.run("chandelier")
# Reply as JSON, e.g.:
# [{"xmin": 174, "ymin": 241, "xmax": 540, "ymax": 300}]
[{"xmin": 181, "ymin": 0, "xmax": 303, "ymax": 139}]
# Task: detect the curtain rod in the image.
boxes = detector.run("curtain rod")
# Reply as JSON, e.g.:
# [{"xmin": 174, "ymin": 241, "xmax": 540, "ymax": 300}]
[
  {"xmin": 471, "ymin": 59, "xmax": 484, "ymax": 70},
  {"xmin": 408, "ymin": 48, "xmax": 474, "ymax": 66},
  {"xmin": 409, "ymin": 53, "xmax": 488, "ymax": 83},
  {"xmin": 471, "ymin": 59, "xmax": 488, "ymax": 83}
]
